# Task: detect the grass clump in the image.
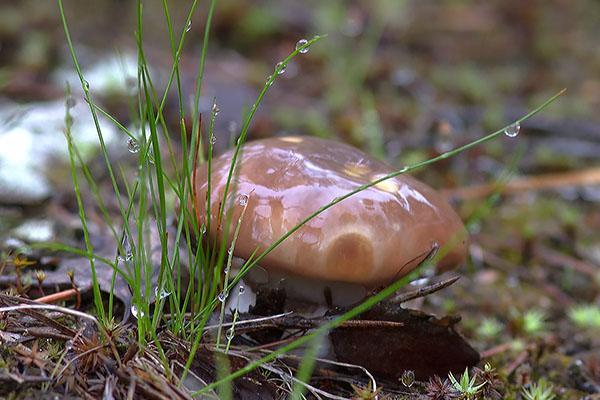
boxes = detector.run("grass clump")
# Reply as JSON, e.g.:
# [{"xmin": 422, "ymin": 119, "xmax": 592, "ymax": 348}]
[
  {"xmin": 521, "ymin": 379, "xmax": 556, "ymax": 400},
  {"xmin": 448, "ymin": 367, "xmax": 485, "ymax": 400},
  {"xmin": 568, "ymin": 304, "xmax": 600, "ymax": 329}
]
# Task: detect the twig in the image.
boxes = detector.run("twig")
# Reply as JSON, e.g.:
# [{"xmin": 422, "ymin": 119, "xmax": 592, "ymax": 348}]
[
  {"xmin": 534, "ymin": 244, "xmax": 598, "ymax": 277},
  {"xmin": 0, "ymin": 294, "xmax": 77, "ymax": 337},
  {"xmin": 0, "ymin": 304, "xmax": 99, "ymax": 325},
  {"xmin": 390, "ymin": 275, "xmax": 461, "ymax": 304},
  {"xmin": 480, "ymin": 342, "xmax": 515, "ymax": 359},
  {"xmin": 506, "ymin": 350, "xmax": 529, "ymax": 376},
  {"xmin": 35, "ymin": 288, "xmax": 80, "ymax": 305},
  {"xmin": 442, "ymin": 167, "xmax": 600, "ymax": 200}
]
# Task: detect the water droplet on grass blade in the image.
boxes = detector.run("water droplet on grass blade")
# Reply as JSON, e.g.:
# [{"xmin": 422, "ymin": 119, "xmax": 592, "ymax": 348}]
[
  {"xmin": 226, "ymin": 327, "xmax": 235, "ymax": 340},
  {"xmin": 239, "ymin": 285, "xmax": 245, "ymax": 294},
  {"xmin": 210, "ymin": 134, "xmax": 217, "ymax": 144},
  {"xmin": 84, "ymin": 80, "xmax": 90, "ymax": 89},
  {"xmin": 127, "ymin": 137, "xmax": 140, "ymax": 153},
  {"xmin": 295, "ymin": 39, "xmax": 310, "ymax": 53},
  {"xmin": 218, "ymin": 291, "xmax": 228, "ymax": 302},
  {"xmin": 504, "ymin": 122, "xmax": 520, "ymax": 138},
  {"xmin": 154, "ymin": 287, "xmax": 171, "ymax": 300},
  {"xmin": 131, "ymin": 305, "xmax": 144, "ymax": 319},
  {"xmin": 119, "ymin": 233, "xmax": 134, "ymax": 261},
  {"xmin": 275, "ymin": 61, "xmax": 286, "ymax": 75},
  {"xmin": 238, "ymin": 193, "xmax": 249, "ymax": 206},
  {"xmin": 185, "ymin": 20, "xmax": 192, "ymax": 32},
  {"xmin": 212, "ymin": 102, "xmax": 220, "ymax": 116}
]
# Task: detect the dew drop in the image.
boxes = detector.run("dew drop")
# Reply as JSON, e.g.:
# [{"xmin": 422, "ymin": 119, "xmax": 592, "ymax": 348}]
[
  {"xmin": 127, "ymin": 137, "xmax": 140, "ymax": 154},
  {"xmin": 400, "ymin": 370, "xmax": 415, "ymax": 387},
  {"xmin": 226, "ymin": 327, "xmax": 235, "ymax": 340},
  {"xmin": 238, "ymin": 193, "xmax": 249, "ymax": 206},
  {"xmin": 83, "ymin": 80, "xmax": 90, "ymax": 90},
  {"xmin": 275, "ymin": 61, "xmax": 287, "ymax": 75},
  {"xmin": 210, "ymin": 134, "xmax": 217, "ymax": 145},
  {"xmin": 504, "ymin": 122, "xmax": 520, "ymax": 138},
  {"xmin": 131, "ymin": 305, "xmax": 145, "ymax": 319},
  {"xmin": 238, "ymin": 285, "xmax": 245, "ymax": 294},
  {"xmin": 185, "ymin": 20, "xmax": 192, "ymax": 33},
  {"xmin": 212, "ymin": 102, "xmax": 220, "ymax": 116},
  {"xmin": 154, "ymin": 287, "xmax": 171, "ymax": 300},
  {"xmin": 120, "ymin": 233, "xmax": 134, "ymax": 261},
  {"xmin": 295, "ymin": 38, "xmax": 309, "ymax": 54},
  {"xmin": 410, "ymin": 277, "xmax": 429, "ymax": 287},
  {"xmin": 218, "ymin": 291, "xmax": 228, "ymax": 302}
]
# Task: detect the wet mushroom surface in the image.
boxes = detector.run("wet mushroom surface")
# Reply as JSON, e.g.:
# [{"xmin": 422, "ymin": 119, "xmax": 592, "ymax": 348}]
[
  {"xmin": 193, "ymin": 135, "xmax": 468, "ymax": 306},
  {"xmin": 192, "ymin": 135, "xmax": 478, "ymax": 379}
]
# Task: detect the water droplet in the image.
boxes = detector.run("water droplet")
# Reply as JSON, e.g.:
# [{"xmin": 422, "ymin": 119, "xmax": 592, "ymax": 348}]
[
  {"xmin": 127, "ymin": 137, "xmax": 140, "ymax": 154},
  {"xmin": 65, "ymin": 340, "xmax": 73, "ymax": 351},
  {"xmin": 295, "ymin": 38, "xmax": 310, "ymax": 54},
  {"xmin": 400, "ymin": 370, "xmax": 415, "ymax": 387},
  {"xmin": 154, "ymin": 287, "xmax": 171, "ymax": 300},
  {"xmin": 212, "ymin": 102, "xmax": 220, "ymax": 116},
  {"xmin": 117, "ymin": 255, "xmax": 125, "ymax": 263},
  {"xmin": 504, "ymin": 122, "xmax": 520, "ymax": 138},
  {"xmin": 226, "ymin": 327, "xmax": 235, "ymax": 340},
  {"xmin": 83, "ymin": 80, "xmax": 90, "ymax": 90},
  {"xmin": 120, "ymin": 233, "xmax": 134, "ymax": 261},
  {"xmin": 223, "ymin": 266, "xmax": 230, "ymax": 274},
  {"xmin": 266, "ymin": 75, "xmax": 274, "ymax": 87},
  {"xmin": 131, "ymin": 305, "xmax": 145, "ymax": 319},
  {"xmin": 239, "ymin": 285, "xmax": 245, "ymax": 294},
  {"xmin": 210, "ymin": 134, "xmax": 217, "ymax": 144},
  {"xmin": 218, "ymin": 291, "xmax": 228, "ymax": 302},
  {"xmin": 275, "ymin": 62, "xmax": 286, "ymax": 75},
  {"xmin": 410, "ymin": 277, "xmax": 429, "ymax": 287},
  {"xmin": 238, "ymin": 193, "xmax": 249, "ymax": 206},
  {"xmin": 185, "ymin": 20, "xmax": 192, "ymax": 32}
]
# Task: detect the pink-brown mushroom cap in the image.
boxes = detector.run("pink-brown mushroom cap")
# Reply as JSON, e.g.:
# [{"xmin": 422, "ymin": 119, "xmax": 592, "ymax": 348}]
[{"xmin": 193, "ymin": 136, "xmax": 468, "ymax": 289}]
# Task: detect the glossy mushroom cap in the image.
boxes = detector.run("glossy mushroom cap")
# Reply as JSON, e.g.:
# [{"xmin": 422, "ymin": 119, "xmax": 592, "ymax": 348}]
[{"xmin": 193, "ymin": 136, "xmax": 468, "ymax": 290}]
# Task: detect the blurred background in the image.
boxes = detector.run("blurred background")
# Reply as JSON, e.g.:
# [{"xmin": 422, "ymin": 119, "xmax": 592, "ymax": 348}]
[{"xmin": 0, "ymin": 0, "xmax": 599, "ymax": 395}]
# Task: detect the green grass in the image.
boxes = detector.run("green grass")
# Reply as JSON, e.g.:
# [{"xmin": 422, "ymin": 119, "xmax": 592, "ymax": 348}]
[
  {"xmin": 448, "ymin": 367, "xmax": 485, "ymax": 400},
  {"xmin": 55, "ymin": 0, "xmax": 566, "ymax": 395},
  {"xmin": 521, "ymin": 379, "xmax": 556, "ymax": 400},
  {"xmin": 568, "ymin": 304, "xmax": 600, "ymax": 329}
]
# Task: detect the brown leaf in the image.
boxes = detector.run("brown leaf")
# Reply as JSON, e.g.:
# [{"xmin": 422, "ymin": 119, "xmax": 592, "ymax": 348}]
[{"xmin": 330, "ymin": 302, "xmax": 479, "ymax": 380}]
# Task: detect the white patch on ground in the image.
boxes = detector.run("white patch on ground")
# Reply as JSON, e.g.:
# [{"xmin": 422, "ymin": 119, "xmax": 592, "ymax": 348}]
[{"xmin": 0, "ymin": 97, "xmax": 120, "ymax": 204}]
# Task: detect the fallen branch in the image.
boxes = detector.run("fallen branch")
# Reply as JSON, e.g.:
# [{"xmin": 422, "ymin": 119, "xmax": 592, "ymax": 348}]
[{"xmin": 443, "ymin": 167, "xmax": 600, "ymax": 200}]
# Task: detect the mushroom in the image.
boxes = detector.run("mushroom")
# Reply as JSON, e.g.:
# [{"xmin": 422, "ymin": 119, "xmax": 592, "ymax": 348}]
[{"xmin": 193, "ymin": 136, "xmax": 468, "ymax": 308}]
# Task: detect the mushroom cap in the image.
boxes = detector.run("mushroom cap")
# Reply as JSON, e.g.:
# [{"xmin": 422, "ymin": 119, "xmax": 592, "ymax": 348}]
[{"xmin": 193, "ymin": 136, "xmax": 468, "ymax": 288}]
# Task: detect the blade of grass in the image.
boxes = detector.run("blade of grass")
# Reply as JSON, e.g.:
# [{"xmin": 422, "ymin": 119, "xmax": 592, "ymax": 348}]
[{"xmin": 63, "ymin": 84, "xmax": 106, "ymax": 323}]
